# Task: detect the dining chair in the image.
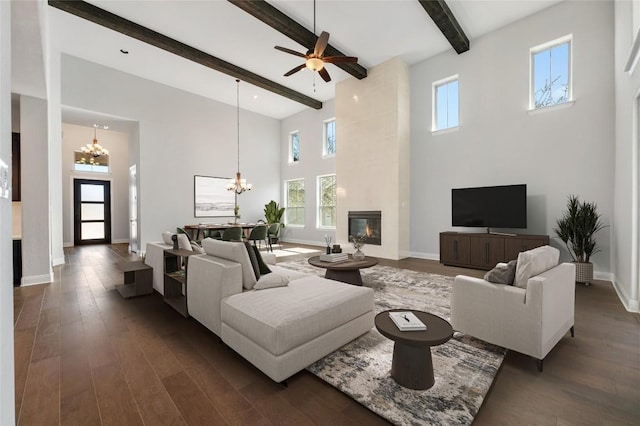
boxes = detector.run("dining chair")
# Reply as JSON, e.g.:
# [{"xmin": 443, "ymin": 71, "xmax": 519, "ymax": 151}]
[
  {"xmin": 221, "ymin": 226, "xmax": 243, "ymax": 242},
  {"xmin": 247, "ymin": 224, "xmax": 268, "ymax": 249},
  {"xmin": 267, "ymin": 223, "xmax": 281, "ymax": 252}
]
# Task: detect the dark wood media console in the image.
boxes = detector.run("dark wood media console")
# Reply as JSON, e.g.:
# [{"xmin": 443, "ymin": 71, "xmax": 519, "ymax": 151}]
[{"xmin": 440, "ymin": 232, "xmax": 549, "ymax": 270}]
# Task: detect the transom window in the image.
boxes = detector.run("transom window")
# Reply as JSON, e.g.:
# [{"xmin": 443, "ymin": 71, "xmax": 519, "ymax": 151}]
[
  {"xmin": 323, "ymin": 119, "xmax": 336, "ymax": 157},
  {"xmin": 317, "ymin": 174, "xmax": 336, "ymax": 228},
  {"xmin": 74, "ymin": 151, "xmax": 109, "ymax": 173},
  {"xmin": 432, "ymin": 75, "xmax": 459, "ymax": 131},
  {"xmin": 289, "ymin": 131, "xmax": 300, "ymax": 163},
  {"xmin": 530, "ymin": 35, "xmax": 572, "ymax": 109},
  {"xmin": 285, "ymin": 178, "xmax": 305, "ymax": 226}
]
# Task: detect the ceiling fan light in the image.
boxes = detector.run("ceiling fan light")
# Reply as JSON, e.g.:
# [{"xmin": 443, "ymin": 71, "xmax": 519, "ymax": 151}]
[{"xmin": 306, "ymin": 57, "xmax": 324, "ymax": 71}]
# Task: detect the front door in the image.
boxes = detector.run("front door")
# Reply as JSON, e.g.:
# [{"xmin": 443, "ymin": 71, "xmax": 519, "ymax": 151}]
[{"xmin": 74, "ymin": 179, "xmax": 112, "ymax": 245}]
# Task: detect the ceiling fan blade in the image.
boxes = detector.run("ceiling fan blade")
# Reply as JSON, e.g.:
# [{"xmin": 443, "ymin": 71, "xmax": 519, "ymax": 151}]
[
  {"xmin": 274, "ymin": 46, "xmax": 306, "ymax": 58},
  {"xmin": 323, "ymin": 56, "xmax": 358, "ymax": 64},
  {"xmin": 314, "ymin": 31, "xmax": 330, "ymax": 57},
  {"xmin": 284, "ymin": 64, "xmax": 306, "ymax": 77},
  {"xmin": 318, "ymin": 67, "xmax": 331, "ymax": 82}
]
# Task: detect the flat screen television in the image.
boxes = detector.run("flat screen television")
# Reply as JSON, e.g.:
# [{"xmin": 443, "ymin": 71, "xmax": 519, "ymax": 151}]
[{"xmin": 452, "ymin": 184, "xmax": 527, "ymax": 229}]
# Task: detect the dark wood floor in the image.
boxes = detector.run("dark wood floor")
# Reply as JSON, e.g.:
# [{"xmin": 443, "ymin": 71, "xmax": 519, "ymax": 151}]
[{"xmin": 13, "ymin": 244, "xmax": 640, "ymax": 425}]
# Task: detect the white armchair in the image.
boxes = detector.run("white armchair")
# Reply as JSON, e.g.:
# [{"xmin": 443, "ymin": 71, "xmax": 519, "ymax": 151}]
[{"xmin": 451, "ymin": 262, "xmax": 575, "ymax": 371}]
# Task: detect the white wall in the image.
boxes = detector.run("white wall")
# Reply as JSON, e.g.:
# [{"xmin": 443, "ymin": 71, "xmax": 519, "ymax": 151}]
[
  {"xmin": 280, "ymin": 99, "xmax": 336, "ymax": 246},
  {"xmin": 410, "ymin": 1, "xmax": 615, "ymax": 275},
  {"xmin": 60, "ymin": 55, "xmax": 281, "ymax": 250},
  {"xmin": 61, "ymin": 123, "xmax": 130, "ymax": 245},
  {"xmin": 0, "ymin": 1, "xmax": 15, "ymax": 422},
  {"xmin": 613, "ymin": 0, "xmax": 640, "ymax": 312},
  {"xmin": 20, "ymin": 95, "xmax": 52, "ymax": 285}
]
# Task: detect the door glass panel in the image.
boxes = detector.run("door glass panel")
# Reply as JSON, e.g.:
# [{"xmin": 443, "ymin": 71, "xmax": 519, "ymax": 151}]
[
  {"xmin": 81, "ymin": 203, "xmax": 104, "ymax": 221},
  {"xmin": 81, "ymin": 222, "xmax": 105, "ymax": 240},
  {"xmin": 81, "ymin": 184, "xmax": 104, "ymax": 202}
]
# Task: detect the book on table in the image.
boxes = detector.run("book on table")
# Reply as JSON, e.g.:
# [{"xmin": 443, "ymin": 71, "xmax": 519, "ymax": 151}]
[
  {"xmin": 389, "ymin": 311, "xmax": 427, "ymax": 331},
  {"xmin": 319, "ymin": 253, "xmax": 349, "ymax": 262}
]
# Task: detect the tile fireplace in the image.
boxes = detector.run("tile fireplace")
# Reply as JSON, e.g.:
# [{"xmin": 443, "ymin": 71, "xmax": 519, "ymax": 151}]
[{"xmin": 348, "ymin": 211, "xmax": 381, "ymax": 246}]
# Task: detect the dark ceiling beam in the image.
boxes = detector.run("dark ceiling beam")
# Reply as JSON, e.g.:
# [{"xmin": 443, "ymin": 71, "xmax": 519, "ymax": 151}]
[
  {"xmin": 418, "ymin": 0, "xmax": 469, "ymax": 54},
  {"xmin": 48, "ymin": 0, "xmax": 322, "ymax": 110},
  {"xmin": 228, "ymin": 0, "xmax": 367, "ymax": 80}
]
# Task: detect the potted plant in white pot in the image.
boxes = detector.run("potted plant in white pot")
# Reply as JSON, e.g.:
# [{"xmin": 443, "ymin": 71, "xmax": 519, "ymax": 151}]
[{"xmin": 554, "ymin": 195, "xmax": 606, "ymax": 285}]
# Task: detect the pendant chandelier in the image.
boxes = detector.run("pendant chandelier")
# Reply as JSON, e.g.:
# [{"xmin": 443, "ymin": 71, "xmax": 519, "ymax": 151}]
[
  {"xmin": 227, "ymin": 79, "xmax": 253, "ymax": 194},
  {"xmin": 81, "ymin": 125, "xmax": 109, "ymax": 157}
]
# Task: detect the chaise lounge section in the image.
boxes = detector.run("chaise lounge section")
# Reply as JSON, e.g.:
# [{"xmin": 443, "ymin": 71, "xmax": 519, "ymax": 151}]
[{"xmin": 187, "ymin": 239, "xmax": 375, "ymax": 382}]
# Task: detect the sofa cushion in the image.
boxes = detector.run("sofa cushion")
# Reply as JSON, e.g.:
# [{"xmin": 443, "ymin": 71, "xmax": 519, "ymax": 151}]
[
  {"xmin": 484, "ymin": 260, "xmax": 517, "ymax": 285},
  {"xmin": 202, "ymin": 238, "xmax": 257, "ymax": 290},
  {"xmin": 254, "ymin": 273, "xmax": 289, "ymax": 290},
  {"xmin": 161, "ymin": 231, "xmax": 174, "ymax": 245},
  {"xmin": 514, "ymin": 245, "xmax": 560, "ymax": 288},
  {"xmin": 222, "ymin": 276, "xmax": 373, "ymax": 356},
  {"xmin": 190, "ymin": 241, "xmax": 205, "ymax": 254},
  {"xmin": 252, "ymin": 246, "xmax": 272, "ymax": 275},
  {"xmin": 269, "ymin": 265, "xmax": 311, "ymax": 281},
  {"xmin": 177, "ymin": 233, "xmax": 192, "ymax": 251},
  {"xmin": 244, "ymin": 242, "xmax": 261, "ymax": 281}
]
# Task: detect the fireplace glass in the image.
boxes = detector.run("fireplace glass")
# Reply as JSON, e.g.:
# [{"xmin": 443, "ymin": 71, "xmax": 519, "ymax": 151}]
[{"xmin": 348, "ymin": 211, "xmax": 381, "ymax": 246}]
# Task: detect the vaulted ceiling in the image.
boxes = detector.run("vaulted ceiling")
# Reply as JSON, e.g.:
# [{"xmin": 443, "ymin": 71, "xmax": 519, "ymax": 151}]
[{"xmin": 12, "ymin": 0, "xmax": 562, "ymax": 120}]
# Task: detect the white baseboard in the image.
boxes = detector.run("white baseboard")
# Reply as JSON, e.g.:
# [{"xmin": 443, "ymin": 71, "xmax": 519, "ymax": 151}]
[
  {"xmin": 611, "ymin": 275, "xmax": 640, "ymax": 313},
  {"xmin": 52, "ymin": 256, "xmax": 65, "ymax": 267},
  {"xmin": 63, "ymin": 241, "xmax": 73, "ymax": 247},
  {"xmin": 279, "ymin": 238, "xmax": 323, "ymax": 247},
  {"xmin": 594, "ymin": 271, "xmax": 614, "ymax": 282},
  {"xmin": 113, "ymin": 239, "xmax": 129, "ymax": 244},
  {"xmin": 21, "ymin": 272, "xmax": 54, "ymax": 286},
  {"xmin": 409, "ymin": 251, "xmax": 440, "ymax": 261}
]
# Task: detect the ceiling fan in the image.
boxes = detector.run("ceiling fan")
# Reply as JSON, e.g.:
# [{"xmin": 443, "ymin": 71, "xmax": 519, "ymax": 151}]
[{"xmin": 274, "ymin": 0, "xmax": 358, "ymax": 82}]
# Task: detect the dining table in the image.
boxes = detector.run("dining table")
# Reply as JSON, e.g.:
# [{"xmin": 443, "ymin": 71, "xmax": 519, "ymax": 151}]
[{"xmin": 183, "ymin": 223, "xmax": 258, "ymax": 241}]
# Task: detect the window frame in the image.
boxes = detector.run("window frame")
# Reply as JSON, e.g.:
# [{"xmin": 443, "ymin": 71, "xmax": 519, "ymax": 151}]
[
  {"xmin": 284, "ymin": 178, "xmax": 305, "ymax": 227},
  {"xmin": 529, "ymin": 34, "xmax": 573, "ymax": 111},
  {"xmin": 322, "ymin": 118, "xmax": 336, "ymax": 158},
  {"xmin": 316, "ymin": 174, "xmax": 336, "ymax": 229},
  {"xmin": 289, "ymin": 130, "xmax": 300, "ymax": 164},
  {"xmin": 431, "ymin": 74, "xmax": 459, "ymax": 133}
]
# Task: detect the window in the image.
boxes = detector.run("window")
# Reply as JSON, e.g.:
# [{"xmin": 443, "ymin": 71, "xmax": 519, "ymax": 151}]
[
  {"xmin": 317, "ymin": 174, "xmax": 336, "ymax": 228},
  {"xmin": 285, "ymin": 179, "xmax": 305, "ymax": 226},
  {"xmin": 530, "ymin": 35, "xmax": 572, "ymax": 109},
  {"xmin": 289, "ymin": 131, "xmax": 300, "ymax": 163},
  {"xmin": 74, "ymin": 151, "xmax": 109, "ymax": 173},
  {"xmin": 432, "ymin": 76, "xmax": 459, "ymax": 131},
  {"xmin": 323, "ymin": 119, "xmax": 336, "ymax": 157}
]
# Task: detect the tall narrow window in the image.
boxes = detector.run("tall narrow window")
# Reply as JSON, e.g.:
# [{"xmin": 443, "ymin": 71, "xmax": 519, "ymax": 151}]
[
  {"xmin": 323, "ymin": 119, "xmax": 336, "ymax": 157},
  {"xmin": 289, "ymin": 131, "xmax": 300, "ymax": 163},
  {"xmin": 530, "ymin": 35, "xmax": 572, "ymax": 109},
  {"xmin": 285, "ymin": 179, "xmax": 305, "ymax": 226},
  {"xmin": 432, "ymin": 76, "xmax": 459, "ymax": 131},
  {"xmin": 317, "ymin": 174, "xmax": 336, "ymax": 228}
]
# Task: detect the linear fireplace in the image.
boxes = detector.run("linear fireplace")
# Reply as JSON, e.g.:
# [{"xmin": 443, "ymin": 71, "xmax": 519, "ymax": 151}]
[{"xmin": 348, "ymin": 211, "xmax": 381, "ymax": 246}]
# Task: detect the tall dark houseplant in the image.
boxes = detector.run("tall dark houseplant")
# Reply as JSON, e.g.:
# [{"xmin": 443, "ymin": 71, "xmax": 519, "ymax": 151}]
[{"xmin": 554, "ymin": 195, "xmax": 605, "ymax": 284}]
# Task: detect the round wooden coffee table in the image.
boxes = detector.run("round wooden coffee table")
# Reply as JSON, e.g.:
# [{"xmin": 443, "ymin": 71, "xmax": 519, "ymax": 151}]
[
  {"xmin": 375, "ymin": 309, "xmax": 453, "ymax": 390},
  {"xmin": 307, "ymin": 255, "xmax": 378, "ymax": 286}
]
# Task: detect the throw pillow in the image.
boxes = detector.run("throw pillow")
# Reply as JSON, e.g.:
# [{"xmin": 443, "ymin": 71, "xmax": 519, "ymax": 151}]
[
  {"xmin": 484, "ymin": 260, "xmax": 517, "ymax": 285},
  {"xmin": 514, "ymin": 245, "xmax": 560, "ymax": 288},
  {"xmin": 244, "ymin": 242, "xmax": 261, "ymax": 281},
  {"xmin": 177, "ymin": 234, "xmax": 193, "ymax": 251},
  {"xmin": 252, "ymin": 245, "xmax": 272, "ymax": 275},
  {"xmin": 201, "ymin": 238, "xmax": 257, "ymax": 290},
  {"xmin": 190, "ymin": 242, "xmax": 205, "ymax": 254},
  {"xmin": 254, "ymin": 273, "xmax": 289, "ymax": 290},
  {"xmin": 161, "ymin": 231, "xmax": 173, "ymax": 245}
]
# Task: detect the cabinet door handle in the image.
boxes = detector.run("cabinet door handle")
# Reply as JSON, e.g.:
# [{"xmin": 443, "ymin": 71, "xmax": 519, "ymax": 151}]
[
  {"xmin": 485, "ymin": 242, "xmax": 490, "ymax": 264},
  {"xmin": 454, "ymin": 240, "xmax": 458, "ymax": 260}
]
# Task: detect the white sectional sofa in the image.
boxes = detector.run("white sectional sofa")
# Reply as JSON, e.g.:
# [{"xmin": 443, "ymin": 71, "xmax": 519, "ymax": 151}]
[{"xmin": 187, "ymin": 238, "xmax": 375, "ymax": 383}]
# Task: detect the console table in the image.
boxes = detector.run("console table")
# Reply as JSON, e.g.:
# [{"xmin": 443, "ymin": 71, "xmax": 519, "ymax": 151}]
[{"xmin": 440, "ymin": 232, "xmax": 549, "ymax": 270}]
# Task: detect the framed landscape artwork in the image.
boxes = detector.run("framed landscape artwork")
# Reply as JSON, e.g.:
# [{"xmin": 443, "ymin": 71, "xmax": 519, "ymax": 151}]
[{"xmin": 194, "ymin": 175, "xmax": 235, "ymax": 217}]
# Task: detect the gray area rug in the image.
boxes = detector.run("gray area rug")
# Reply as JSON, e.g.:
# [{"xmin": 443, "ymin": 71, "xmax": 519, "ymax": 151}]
[{"xmin": 277, "ymin": 259, "xmax": 506, "ymax": 426}]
